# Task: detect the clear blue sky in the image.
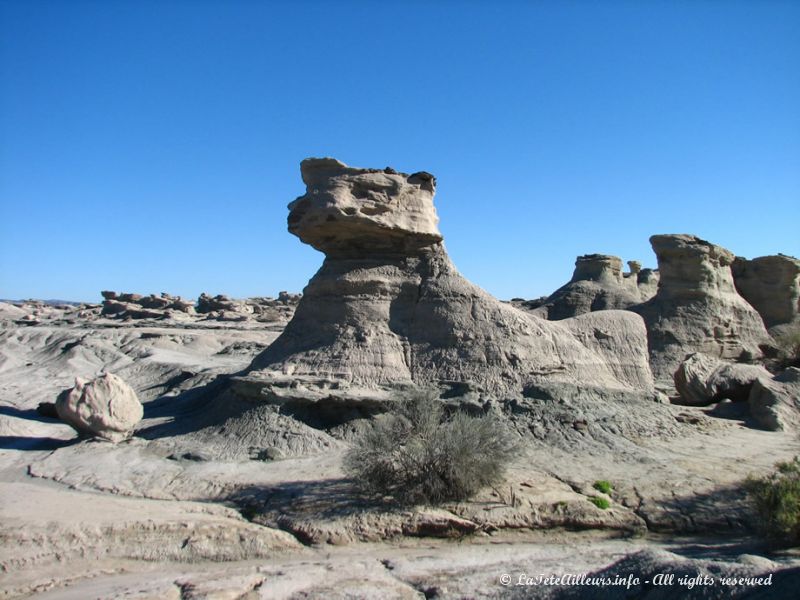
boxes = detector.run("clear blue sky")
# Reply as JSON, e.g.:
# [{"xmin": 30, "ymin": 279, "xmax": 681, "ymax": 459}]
[{"xmin": 1, "ymin": 0, "xmax": 798, "ymax": 302}]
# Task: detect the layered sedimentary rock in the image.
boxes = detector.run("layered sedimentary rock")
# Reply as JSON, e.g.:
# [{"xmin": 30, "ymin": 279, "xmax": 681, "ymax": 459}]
[
  {"xmin": 632, "ymin": 235, "xmax": 771, "ymax": 380},
  {"xmin": 102, "ymin": 291, "xmax": 195, "ymax": 319},
  {"xmin": 196, "ymin": 292, "xmax": 299, "ymax": 323},
  {"xmin": 240, "ymin": 158, "xmax": 654, "ymax": 401},
  {"xmin": 562, "ymin": 311, "xmax": 655, "ymax": 390},
  {"xmin": 542, "ymin": 255, "xmax": 642, "ymax": 320},
  {"xmin": 539, "ymin": 255, "xmax": 657, "ymax": 320},
  {"xmin": 732, "ymin": 254, "xmax": 800, "ymax": 329},
  {"xmin": 100, "ymin": 291, "xmax": 299, "ymax": 323}
]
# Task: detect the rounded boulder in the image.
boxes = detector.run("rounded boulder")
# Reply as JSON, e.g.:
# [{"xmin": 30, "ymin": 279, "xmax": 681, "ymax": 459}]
[{"xmin": 55, "ymin": 373, "xmax": 143, "ymax": 442}]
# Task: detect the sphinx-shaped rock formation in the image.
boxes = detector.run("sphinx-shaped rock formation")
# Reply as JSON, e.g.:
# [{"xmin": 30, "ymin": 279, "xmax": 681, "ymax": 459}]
[
  {"xmin": 238, "ymin": 158, "xmax": 654, "ymax": 403},
  {"xmin": 632, "ymin": 235, "xmax": 771, "ymax": 380},
  {"xmin": 541, "ymin": 254, "xmax": 656, "ymax": 320},
  {"xmin": 732, "ymin": 254, "xmax": 800, "ymax": 330}
]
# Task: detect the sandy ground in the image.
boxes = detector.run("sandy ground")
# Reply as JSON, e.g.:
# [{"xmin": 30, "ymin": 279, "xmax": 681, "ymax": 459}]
[{"xmin": 2, "ymin": 303, "xmax": 800, "ymax": 598}]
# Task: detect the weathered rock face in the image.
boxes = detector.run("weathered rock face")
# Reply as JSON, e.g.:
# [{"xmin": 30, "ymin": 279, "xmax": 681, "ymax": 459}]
[
  {"xmin": 287, "ymin": 157, "xmax": 442, "ymax": 258},
  {"xmin": 634, "ymin": 268, "xmax": 660, "ymax": 302},
  {"xmin": 732, "ymin": 254, "xmax": 800, "ymax": 329},
  {"xmin": 102, "ymin": 292, "xmax": 196, "ymax": 319},
  {"xmin": 561, "ymin": 311, "xmax": 654, "ymax": 390},
  {"xmin": 539, "ymin": 255, "xmax": 655, "ymax": 320},
  {"xmin": 243, "ymin": 158, "xmax": 654, "ymax": 400},
  {"xmin": 99, "ymin": 291, "xmax": 299, "ymax": 323},
  {"xmin": 55, "ymin": 373, "xmax": 143, "ymax": 442},
  {"xmin": 196, "ymin": 292, "xmax": 300, "ymax": 323},
  {"xmin": 749, "ymin": 367, "xmax": 800, "ymax": 431},
  {"xmin": 632, "ymin": 235, "xmax": 771, "ymax": 380},
  {"xmin": 673, "ymin": 353, "xmax": 771, "ymax": 406}
]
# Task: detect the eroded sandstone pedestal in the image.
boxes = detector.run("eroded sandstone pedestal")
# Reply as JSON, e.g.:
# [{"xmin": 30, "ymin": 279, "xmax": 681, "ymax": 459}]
[
  {"xmin": 241, "ymin": 158, "xmax": 654, "ymax": 402},
  {"xmin": 633, "ymin": 234, "xmax": 771, "ymax": 380}
]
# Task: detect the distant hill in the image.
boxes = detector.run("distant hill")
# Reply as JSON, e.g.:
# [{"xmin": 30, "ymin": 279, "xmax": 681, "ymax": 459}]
[{"xmin": 0, "ymin": 299, "xmax": 86, "ymax": 306}]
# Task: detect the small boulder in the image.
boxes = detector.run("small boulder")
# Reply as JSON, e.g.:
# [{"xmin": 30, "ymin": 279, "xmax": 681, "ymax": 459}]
[
  {"xmin": 749, "ymin": 367, "xmax": 800, "ymax": 431},
  {"xmin": 673, "ymin": 353, "xmax": 771, "ymax": 406},
  {"xmin": 55, "ymin": 373, "xmax": 143, "ymax": 442}
]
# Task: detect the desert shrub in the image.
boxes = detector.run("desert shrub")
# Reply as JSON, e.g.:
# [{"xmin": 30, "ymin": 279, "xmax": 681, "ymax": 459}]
[
  {"xmin": 589, "ymin": 496, "xmax": 610, "ymax": 510},
  {"xmin": 343, "ymin": 392, "xmax": 518, "ymax": 505},
  {"xmin": 593, "ymin": 480, "xmax": 613, "ymax": 495},
  {"xmin": 771, "ymin": 326, "xmax": 800, "ymax": 369},
  {"xmin": 746, "ymin": 457, "xmax": 800, "ymax": 545},
  {"xmin": 780, "ymin": 330, "xmax": 800, "ymax": 364}
]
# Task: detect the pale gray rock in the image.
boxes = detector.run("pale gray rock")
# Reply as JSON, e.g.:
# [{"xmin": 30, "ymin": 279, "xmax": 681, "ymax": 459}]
[
  {"xmin": 749, "ymin": 367, "xmax": 800, "ymax": 431},
  {"xmin": 540, "ymin": 255, "xmax": 657, "ymax": 320},
  {"xmin": 673, "ymin": 352, "xmax": 772, "ymax": 406},
  {"xmin": 531, "ymin": 548, "xmax": 791, "ymax": 600},
  {"xmin": 544, "ymin": 255, "xmax": 642, "ymax": 320},
  {"xmin": 288, "ymin": 157, "xmax": 443, "ymax": 257},
  {"xmin": 635, "ymin": 267, "xmax": 660, "ymax": 301},
  {"xmin": 732, "ymin": 254, "xmax": 800, "ymax": 328},
  {"xmin": 245, "ymin": 158, "xmax": 651, "ymax": 400},
  {"xmin": 632, "ymin": 235, "xmax": 771, "ymax": 380},
  {"xmin": 55, "ymin": 373, "xmax": 143, "ymax": 442},
  {"xmin": 102, "ymin": 291, "xmax": 196, "ymax": 318},
  {"xmin": 562, "ymin": 310, "xmax": 654, "ymax": 390},
  {"xmin": 0, "ymin": 301, "xmax": 28, "ymax": 320},
  {"xmin": 195, "ymin": 293, "xmax": 298, "ymax": 322}
]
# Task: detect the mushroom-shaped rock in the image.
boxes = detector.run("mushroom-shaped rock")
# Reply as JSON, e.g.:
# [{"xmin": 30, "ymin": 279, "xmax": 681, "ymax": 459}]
[
  {"xmin": 632, "ymin": 234, "xmax": 771, "ymax": 380},
  {"xmin": 288, "ymin": 158, "xmax": 443, "ymax": 257},
  {"xmin": 673, "ymin": 353, "xmax": 772, "ymax": 406},
  {"xmin": 55, "ymin": 373, "xmax": 143, "ymax": 442},
  {"xmin": 543, "ymin": 254, "xmax": 644, "ymax": 320},
  {"xmin": 242, "ymin": 158, "xmax": 654, "ymax": 400}
]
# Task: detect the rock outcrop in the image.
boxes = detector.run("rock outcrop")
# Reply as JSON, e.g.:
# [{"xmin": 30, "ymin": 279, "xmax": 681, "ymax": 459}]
[
  {"xmin": 101, "ymin": 291, "xmax": 195, "ymax": 319},
  {"xmin": 673, "ymin": 353, "xmax": 771, "ymax": 406},
  {"xmin": 55, "ymin": 373, "xmax": 143, "ymax": 442},
  {"xmin": 632, "ymin": 235, "xmax": 771, "ymax": 380},
  {"xmin": 196, "ymin": 293, "xmax": 298, "ymax": 323},
  {"xmin": 749, "ymin": 367, "xmax": 800, "ymax": 431},
  {"xmin": 732, "ymin": 254, "xmax": 800, "ymax": 329},
  {"xmin": 562, "ymin": 311, "xmax": 655, "ymax": 390},
  {"xmin": 540, "ymin": 254, "xmax": 654, "ymax": 320},
  {"xmin": 100, "ymin": 291, "xmax": 300, "ymax": 323},
  {"xmin": 239, "ymin": 158, "xmax": 654, "ymax": 402}
]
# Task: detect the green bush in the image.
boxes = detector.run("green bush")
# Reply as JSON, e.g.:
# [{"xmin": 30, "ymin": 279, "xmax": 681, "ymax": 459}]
[
  {"xmin": 593, "ymin": 480, "xmax": 613, "ymax": 495},
  {"xmin": 746, "ymin": 457, "xmax": 800, "ymax": 545},
  {"xmin": 343, "ymin": 392, "xmax": 518, "ymax": 505},
  {"xmin": 589, "ymin": 496, "xmax": 610, "ymax": 510}
]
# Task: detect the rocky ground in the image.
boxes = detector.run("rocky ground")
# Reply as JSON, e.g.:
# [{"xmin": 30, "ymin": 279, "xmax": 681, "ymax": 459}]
[{"xmin": 2, "ymin": 300, "xmax": 800, "ymax": 599}]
